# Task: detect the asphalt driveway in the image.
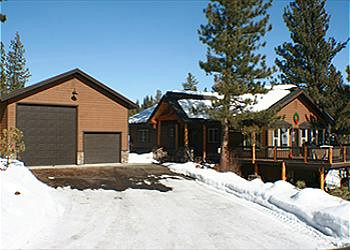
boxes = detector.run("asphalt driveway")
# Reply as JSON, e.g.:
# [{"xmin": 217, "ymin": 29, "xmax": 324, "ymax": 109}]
[{"xmin": 31, "ymin": 164, "xmax": 187, "ymax": 192}]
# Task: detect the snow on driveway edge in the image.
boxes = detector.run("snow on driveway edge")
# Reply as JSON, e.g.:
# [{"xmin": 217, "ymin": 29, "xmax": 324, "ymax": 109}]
[{"xmin": 164, "ymin": 162, "xmax": 350, "ymax": 245}]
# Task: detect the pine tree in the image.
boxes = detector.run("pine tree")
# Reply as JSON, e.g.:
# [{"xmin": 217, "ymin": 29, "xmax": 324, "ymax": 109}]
[
  {"xmin": 0, "ymin": 0, "xmax": 6, "ymax": 22},
  {"xmin": 155, "ymin": 89, "xmax": 162, "ymax": 103},
  {"xmin": 0, "ymin": 42, "xmax": 7, "ymax": 96},
  {"xmin": 182, "ymin": 73, "xmax": 198, "ymax": 91},
  {"xmin": 346, "ymin": 66, "xmax": 350, "ymax": 82},
  {"xmin": 6, "ymin": 32, "xmax": 31, "ymax": 91},
  {"xmin": 275, "ymin": 0, "xmax": 349, "ymax": 132},
  {"xmin": 199, "ymin": 0, "xmax": 273, "ymax": 173}
]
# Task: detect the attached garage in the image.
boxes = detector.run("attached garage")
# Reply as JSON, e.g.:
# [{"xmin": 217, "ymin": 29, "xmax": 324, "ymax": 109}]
[{"xmin": 0, "ymin": 68, "xmax": 136, "ymax": 166}]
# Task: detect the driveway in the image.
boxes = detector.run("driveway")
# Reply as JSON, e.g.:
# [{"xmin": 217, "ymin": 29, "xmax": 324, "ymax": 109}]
[{"xmin": 27, "ymin": 164, "xmax": 332, "ymax": 249}]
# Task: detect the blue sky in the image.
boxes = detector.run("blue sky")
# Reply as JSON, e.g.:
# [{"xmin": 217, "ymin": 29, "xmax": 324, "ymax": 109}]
[{"xmin": 1, "ymin": 0, "xmax": 349, "ymax": 103}]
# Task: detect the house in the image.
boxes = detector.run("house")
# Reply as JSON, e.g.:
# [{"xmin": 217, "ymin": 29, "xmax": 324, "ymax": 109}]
[
  {"xmin": 129, "ymin": 90, "xmax": 222, "ymax": 162},
  {"xmin": 0, "ymin": 69, "xmax": 137, "ymax": 166},
  {"xmin": 130, "ymin": 85, "xmax": 349, "ymax": 188}
]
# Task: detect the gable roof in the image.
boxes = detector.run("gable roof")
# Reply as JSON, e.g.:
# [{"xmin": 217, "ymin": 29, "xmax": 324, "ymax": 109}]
[
  {"xmin": 131, "ymin": 85, "xmax": 335, "ymax": 126},
  {"xmin": 0, "ymin": 68, "xmax": 137, "ymax": 109}
]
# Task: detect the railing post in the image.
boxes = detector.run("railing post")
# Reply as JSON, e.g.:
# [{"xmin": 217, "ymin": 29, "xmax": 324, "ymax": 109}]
[
  {"xmin": 252, "ymin": 143, "xmax": 256, "ymax": 164},
  {"xmin": 254, "ymin": 163, "xmax": 258, "ymax": 176},
  {"xmin": 329, "ymin": 147, "xmax": 333, "ymax": 164},
  {"xmin": 273, "ymin": 146, "xmax": 277, "ymax": 162},
  {"xmin": 281, "ymin": 161, "xmax": 287, "ymax": 181},
  {"xmin": 303, "ymin": 145, "xmax": 308, "ymax": 163},
  {"xmin": 320, "ymin": 167, "xmax": 325, "ymax": 190},
  {"xmin": 344, "ymin": 146, "xmax": 347, "ymax": 163}
]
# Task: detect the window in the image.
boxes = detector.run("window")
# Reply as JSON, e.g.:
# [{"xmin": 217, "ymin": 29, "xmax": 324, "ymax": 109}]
[
  {"xmin": 273, "ymin": 128, "xmax": 289, "ymax": 147},
  {"xmin": 138, "ymin": 129, "xmax": 149, "ymax": 143},
  {"xmin": 273, "ymin": 129, "xmax": 279, "ymax": 147},
  {"xmin": 300, "ymin": 129, "xmax": 307, "ymax": 146},
  {"xmin": 280, "ymin": 128, "xmax": 289, "ymax": 147},
  {"xmin": 208, "ymin": 128, "xmax": 219, "ymax": 143},
  {"xmin": 243, "ymin": 132, "xmax": 262, "ymax": 147},
  {"xmin": 169, "ymin": 128, "xmax": 175, "ymax": 137}
]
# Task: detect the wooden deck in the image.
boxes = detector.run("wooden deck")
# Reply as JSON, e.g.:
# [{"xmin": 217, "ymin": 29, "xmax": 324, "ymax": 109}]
[{"xmin": 232, "ymin": 145, "xmax": 350, "ymax": 190}]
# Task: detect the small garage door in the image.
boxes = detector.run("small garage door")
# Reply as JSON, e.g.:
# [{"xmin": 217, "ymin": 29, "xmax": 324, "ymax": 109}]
[
  {"xmin": 16, "ymin": 104, "xmax": 77, "ymax": 166},
  {"xmin": 84, "ymin": 133, "xmax": 121, "ymax": 164}
]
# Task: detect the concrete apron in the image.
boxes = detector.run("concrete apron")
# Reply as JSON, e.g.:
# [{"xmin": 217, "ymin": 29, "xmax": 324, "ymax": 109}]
[{"xmin": 29, "ymin": 163, "xmax": 154, "ymax": 170}]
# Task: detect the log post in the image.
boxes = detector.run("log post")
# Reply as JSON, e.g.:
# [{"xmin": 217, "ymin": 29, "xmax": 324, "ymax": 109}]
[
  {"xmin": 202, "ymin": 124, "xmax": 207, "ymax": 162},
  {"xmin": 184, "ymin": 123, "xmax": 189, "ymax": 147},
  {"xmin": 273, "ymin": 146, "xmax": 277, "ymax": 161},
  {"xmin": 303, "ymin": 145, "xmax": 308, "ymax": 163},
  {"xmin": 157, "ymin": 121, "xmax": 161, "ymax": 146},
  {"xmin": 252, "ymin": 143, "xmax": 256, "ymax": 164},
  {"xmin": 281, "ymin": 161, "xmax": 287, "ymax": 181},
  {"xmin": 175, "ymin": 123, "xmax": 179, "ymax": 151},
  {"xmin": 329, "ymin": 147, "xmax": 333, "ymax": 164},
  {"xmin": 320, "ymin": 167, "xmax": 325, "ymax": 190},
  {"xmin": 343, "ymin": 146, "xmax": 347, "ymax": 163},
  {"xmin": 254, "ymin": 162, "xmax": 259, "ymax": 176}
]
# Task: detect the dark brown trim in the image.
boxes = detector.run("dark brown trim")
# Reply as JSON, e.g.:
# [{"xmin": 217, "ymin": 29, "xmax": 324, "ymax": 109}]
[
  {"xmin": 17, "ymin": 102, "xmax": 79, "ymax": 108},
  {"xmin": 0, "ymin": 68, "xmax": 137, "ymax": 109}
]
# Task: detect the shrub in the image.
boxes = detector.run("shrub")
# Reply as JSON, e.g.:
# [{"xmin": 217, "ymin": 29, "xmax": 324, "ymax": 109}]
[
  {"xmin": 0, "ymin": 128, "xmax": 25, "ymax": 169},
  {"xmin": 296, "ymin": 180, "xmax": 306, "ymax": 189}
]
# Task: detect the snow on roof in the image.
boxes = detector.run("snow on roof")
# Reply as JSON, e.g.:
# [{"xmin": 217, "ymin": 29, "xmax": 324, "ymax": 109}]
[
  {"xmin": 129, "ymin": 105, "xmax": 156, "ymax": 124},
  {"xmin": 168, "ymin": 90, "xmax": 222, "ymax": 99},
  {"xmin": 240, "ymin": 84, "xmax": 297, "ymax": 112},
  {"xmin": 177, "ymin": 99, "xmax": 212, "ymax": 119}
]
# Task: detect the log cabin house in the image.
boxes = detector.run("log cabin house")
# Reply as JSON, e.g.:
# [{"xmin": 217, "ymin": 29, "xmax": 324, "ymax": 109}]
[{"xmin": 129, "ymin": 85, "xmax": 350, "ymax": 189}]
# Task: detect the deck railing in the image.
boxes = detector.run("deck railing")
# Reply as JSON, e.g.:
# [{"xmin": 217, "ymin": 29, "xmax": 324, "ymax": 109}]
[{"xmin": 231, "ymin": 145, "xmax": 349, "ymax": 164}]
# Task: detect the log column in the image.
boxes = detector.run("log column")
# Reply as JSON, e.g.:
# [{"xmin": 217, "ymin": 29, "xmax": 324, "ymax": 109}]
[
  {"xmin": 252, "ymin": 143, "xmax": 256, "ymax": 164},
  {"xmin": 281, "ymin": 161, "xmax": 287, "ymax": 181},
  {"xmin": 157, "ymin": 121, "xmax": 161, "ymax": 146},
  {"xmin": 329, "ymin": 147, "xmax": 333, "ymax": 164},
  {"xmin": 343, "ymin": 146, "xmax": 347, "ymax": 162},
  {"xmin": 202, "ymin": 124, "xmax": 207, "ymax": 162},
  {"xmin": 320, "ymin": 167, "xmax": 325, "ymax": 190},
  {"xmin": 184, "ymin": 123, "xmax": 189, "ymax": 147}
]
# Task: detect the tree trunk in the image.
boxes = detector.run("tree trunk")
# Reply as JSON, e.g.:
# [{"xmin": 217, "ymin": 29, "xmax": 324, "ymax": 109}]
[{"xmin": 219, "ymin": 122, "xmax": 230, "ymax": 172}]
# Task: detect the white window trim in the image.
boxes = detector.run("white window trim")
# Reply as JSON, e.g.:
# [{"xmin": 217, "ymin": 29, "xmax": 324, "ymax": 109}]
[{"xmin": 272, "ymin": 128, "xmax": 290, "ymax": 147}]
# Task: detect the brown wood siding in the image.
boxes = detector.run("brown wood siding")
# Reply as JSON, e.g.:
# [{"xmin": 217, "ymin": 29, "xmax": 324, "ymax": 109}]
[
  {"xmin": 0, "ymin": 104, "xmax": 7, "ymax": 131},
  {"xmin": 129, "ymin": 123, "xmax": 156, "ymax": 153},
  {"xmin": 6, "ymin": 77, "xmax": 129, "ymax": 153},
  {"xmin": 268, "ymin": 96, "xmax": 323, "ymax": 146},
  {"xmin": 277, "ymin": 97, "xmax": 319, "ymax": 128}
]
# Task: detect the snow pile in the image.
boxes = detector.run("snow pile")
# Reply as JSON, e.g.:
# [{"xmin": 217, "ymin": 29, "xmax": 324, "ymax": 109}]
[
  {"xmin": 128, "ymin": 152, "xmax": 157, "ymax": 164},
  {"xmin": 129, "ymin": 105, "xmax": 156, "ymax": 124},
  {"xmin": 165, "ymin": 162, "xmax": 350, "ymax": 243},
  {"xmin": 177, "ymin": 99, "xmax": 212, "ymax": 119},
  {"xmin": 325, "ymin": 170, "xmax": 341, "ymax": 189},
  {"xmin": 0, "ymin": 159, "xmax": 63, "ymax": 249}
]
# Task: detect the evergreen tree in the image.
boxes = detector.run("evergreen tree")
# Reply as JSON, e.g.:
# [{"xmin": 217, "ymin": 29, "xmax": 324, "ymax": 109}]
[
  {"xmin": 155, "ymin": 89, "xmax": 162, "ymax": 103},
  {"xmin": 346, "ymin": 66, "xmax": 350, "ymax": 82},
  {"xmin": 199, "ymin": 0, "xmax": 273, "ymax": 173},
  {"xmin": 0, "ymin": 0, "xmax": 6, "ymax": 22},
  {"xmin": 275, "ymin": 0, "xmax": 349, "ymax": 132},
  {"xmin": 0, "ymin": 42, "xmax": 7, "ymax": 96},
  {"xmin": 129, "ymin": 100, "xmax": 140, "ymax": 117},
  {"xmin": 182, "ymin": 73, "xmax": 198, "ymax": 91},
  {"xmin": 6, "ymin": 32, "xmax": 31, "ymax": 91}
]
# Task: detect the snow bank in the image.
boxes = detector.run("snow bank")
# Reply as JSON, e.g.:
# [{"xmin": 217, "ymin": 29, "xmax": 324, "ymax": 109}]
[
  {"xmin": 0, "ymin": 159, "xmax": 63, "ymax": 249},
  {"xmin": 165, "ymin": 162, "xmax": 350, "ymax": 242},
  {"xmin": 128, "ymin": 152, "xmax": 157, "ymax": 164}
]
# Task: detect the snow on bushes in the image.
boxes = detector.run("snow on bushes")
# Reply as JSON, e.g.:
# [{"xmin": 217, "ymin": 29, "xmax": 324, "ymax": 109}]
[
  {"xmin": 165, "ymin": 162, "xmax": 350, "ymax": 242},
  {"xmin": 128, "ymin": 152, "xmax": 157, "ymax": 164},
  {"xmin": 0, "ymin": 159, "xmax": 63, "ymax": 249}
]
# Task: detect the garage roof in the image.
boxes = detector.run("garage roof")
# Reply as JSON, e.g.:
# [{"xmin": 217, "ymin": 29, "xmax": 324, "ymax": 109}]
[{"xmin": 0, "ymin": 68, "xmax": 137, "ymax": 109}]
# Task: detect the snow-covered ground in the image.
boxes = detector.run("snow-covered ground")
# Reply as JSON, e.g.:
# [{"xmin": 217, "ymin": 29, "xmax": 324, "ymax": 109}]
[
  {"xmin": 165, "ymin": 162, "xmax": 350, "ymax": 245},
  {"xmin": 1, "ymin": 156, "xmax": 349, "ymax": 249},
  {"xmin": 128, "ymin": 152, "xmax": 156, "ymax": 164},
  {"xmin": 0, "ymin": 159, "xmax": 64, "ymax": 249},
  {"xmin": 6, "ymin": 175, "xmax": 336, "ymax": 249}
]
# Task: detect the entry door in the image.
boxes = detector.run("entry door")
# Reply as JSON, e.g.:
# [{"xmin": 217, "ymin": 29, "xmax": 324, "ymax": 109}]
[
  {"xmin": 84, "ymin": 133, "xmax": 121, "ymax": 164},
  {"xmin": 16, "ymin": 104, "xmax": 77, "ymax": 166}
]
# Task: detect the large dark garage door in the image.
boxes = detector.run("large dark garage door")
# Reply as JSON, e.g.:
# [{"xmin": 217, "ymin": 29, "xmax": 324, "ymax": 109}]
[
  {"xmin": 84, "ymin": 133, "xmax": 121, "ymax": 164},
  {"xmin": 17, "ymin": 104, "xmax": 77, "ymax": 166}
]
